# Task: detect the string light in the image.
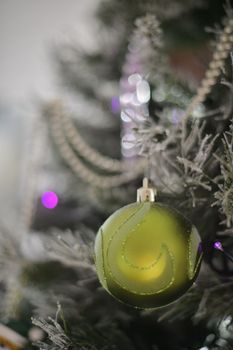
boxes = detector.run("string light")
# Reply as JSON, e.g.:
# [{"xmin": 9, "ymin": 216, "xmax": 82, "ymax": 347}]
[
  {"xmin": 136, "ymin": 79, "xmax": 151, "ymax": 103},
  {"xmin": 213, "ymin": 241, "xmax": 233, "ymax": 263},
  {"xmin": 111, "ymin": 96, "xmax": 121, "ymax": 114},
  {"xmin": 214, "ymin": 241, "xmax": 223, "ymax": 251},
  {"xmin": 41, "ymin": 191, "xmax": 59, "ymax": 209},
  {"xmin": 120, "ymin": 71, "xmax": 150, "ymax": 159}
]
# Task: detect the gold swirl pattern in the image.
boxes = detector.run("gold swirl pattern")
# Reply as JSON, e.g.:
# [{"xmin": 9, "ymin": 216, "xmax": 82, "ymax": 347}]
[{"xmin": 187, "ymin": 226, "xmax": 203, "ymax": 280}]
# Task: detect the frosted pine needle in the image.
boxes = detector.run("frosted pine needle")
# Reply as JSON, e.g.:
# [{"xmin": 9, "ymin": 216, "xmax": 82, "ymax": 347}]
[{"xmin": 213, "ymin": 121, "xmax": 233, "ymax": 226}]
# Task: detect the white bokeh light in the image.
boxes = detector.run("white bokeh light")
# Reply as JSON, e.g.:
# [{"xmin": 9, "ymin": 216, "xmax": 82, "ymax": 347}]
[{"xmin": 136, "ymin": 79, "xmax": 150, "ymax": 103}]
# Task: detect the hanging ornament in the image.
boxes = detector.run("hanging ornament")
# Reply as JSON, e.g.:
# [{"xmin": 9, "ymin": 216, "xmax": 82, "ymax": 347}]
[{"xmin": 94, "ymin": 178, "xmax": 203, "ymax": 309}]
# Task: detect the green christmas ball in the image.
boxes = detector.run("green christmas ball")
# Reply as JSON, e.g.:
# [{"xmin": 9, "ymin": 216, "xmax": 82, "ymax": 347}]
[{"xmin": 94, "ymin": 201, "xmax": 203, "ymax": 309}]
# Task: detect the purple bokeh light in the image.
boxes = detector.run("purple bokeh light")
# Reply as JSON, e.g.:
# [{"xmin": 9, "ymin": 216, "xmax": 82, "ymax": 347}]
[
  {"xmin": 41, "ymin": 191, "xmax": 58, "ymax": 209},
  {"xmin": 198, "ymin": 242, "xmax": 203, "ymax": 253},
  {"xmin": 111, "ymin": 96, "xmax": 121, "ymax": 114},
  {"xmin": 214, "ymin": 241, "xmax": 223, "ymax": 251}
]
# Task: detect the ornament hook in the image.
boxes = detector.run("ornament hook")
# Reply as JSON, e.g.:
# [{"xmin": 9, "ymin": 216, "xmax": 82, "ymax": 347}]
[{"xmin": 137, "ymin": 177, "xmax": 156, "ymax": 202}]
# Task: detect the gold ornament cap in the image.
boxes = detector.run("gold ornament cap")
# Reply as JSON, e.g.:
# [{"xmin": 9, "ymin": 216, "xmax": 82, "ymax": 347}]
[{"xmin": 137, "ymin": 178, "xmax": 157, "ymax": 202}]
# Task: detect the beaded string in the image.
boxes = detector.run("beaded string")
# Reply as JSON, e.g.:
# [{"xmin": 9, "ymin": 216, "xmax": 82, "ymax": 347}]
[
  {"xmin": 59, "ymin": 106, "xmax": 130, "ymax": 173},
  {"xmin": 183, "ymin": 16, "xmax": 233, "ymax": 119},
  {"xmin": 49, "ymin": 102, "xmax": 145, "ymax": 188}
]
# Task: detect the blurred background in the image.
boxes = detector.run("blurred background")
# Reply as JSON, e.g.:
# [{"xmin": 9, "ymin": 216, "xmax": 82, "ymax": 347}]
[
  {"xmin": 0, "ymin": 0, "xmax": 97, "ymax": 101},
  {"xmin": 1, "ymin": 0, "xmax": 233, "ymax": 349}
]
